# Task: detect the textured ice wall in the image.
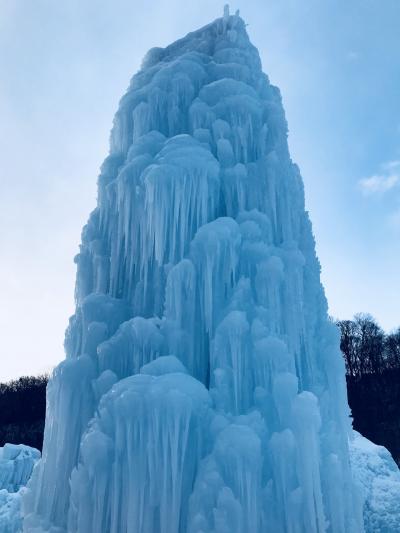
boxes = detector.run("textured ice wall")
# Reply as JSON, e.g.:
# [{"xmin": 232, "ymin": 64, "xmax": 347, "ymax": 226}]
[
  {"xmin": 0, "ymin": 490, "xmax": 22, "ymax": 533},
  {"xmin": 0, "ymin": 444, "xmax": 40, "ymax": 493},
  {"xmin": 24, "ymin": 8, "xmax": 366, "ymax": 533},
  {"xmin": 0, "ymin": 444, "xmax": 40, "ymax": 533}
]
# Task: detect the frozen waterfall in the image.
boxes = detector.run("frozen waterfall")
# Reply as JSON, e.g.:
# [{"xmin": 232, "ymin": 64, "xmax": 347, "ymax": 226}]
[{"xmin": 23, "ymin": 8, "xmax": 368, "ymax": 533}]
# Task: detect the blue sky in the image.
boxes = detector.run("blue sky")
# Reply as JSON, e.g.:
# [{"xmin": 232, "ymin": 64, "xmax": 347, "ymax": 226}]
[{"xmin": 1, "ymin": 0, "xmax": 399, "ymax": 380}]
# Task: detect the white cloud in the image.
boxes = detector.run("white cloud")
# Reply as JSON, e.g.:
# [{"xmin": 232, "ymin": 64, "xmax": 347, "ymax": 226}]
[
  {"xmin": 358, "ymin": 160, "xmax": 400, "ymax": 195},
  {"xmin": 361, "ymin": 161, "xmax": 400, "ymax": 232},
  {"xmin": 358, "ymin": 173, "xmax": 399, "ymax": 195},
  {"xmin": 383, "ymin": 160, "xmax": 400, "ymax": 171}
]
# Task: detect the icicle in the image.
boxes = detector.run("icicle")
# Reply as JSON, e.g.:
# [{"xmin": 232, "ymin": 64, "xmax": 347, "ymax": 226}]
[
  {"xmin": 68, "ymin": 373, "xmax": 212, "ymax": 533},
  {"xmin": 211, "ymin": 310, "xmax": 251, "ymax": 414}
]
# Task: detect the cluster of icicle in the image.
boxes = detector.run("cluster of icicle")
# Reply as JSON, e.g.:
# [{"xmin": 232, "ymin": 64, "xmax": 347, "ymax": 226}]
[
  {"xmin": 23, "ymin": 8, "xmax": 365, "ymax": 533},
  {"xmin": 0, "ymin": 445, "xmax": 40, "ymax": 494}
]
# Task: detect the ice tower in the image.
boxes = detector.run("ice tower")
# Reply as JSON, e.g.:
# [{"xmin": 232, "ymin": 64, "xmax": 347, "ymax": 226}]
[{"xmin": 23, "ymin": 9, "xmax": 365, "ymax": 533}]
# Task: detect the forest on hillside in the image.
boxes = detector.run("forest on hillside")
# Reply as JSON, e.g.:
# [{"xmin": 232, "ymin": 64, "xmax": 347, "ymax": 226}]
[
  {"xmin": 1, "ymin": 315, "xmax": 400, "ymax": 460},
  {"xmin": 338, "ymin": 314, "xmax": 400, "ymax": 463},
  {"xmin": 0, "ymin": 375, "xmax": 47, "ymax": 450}
]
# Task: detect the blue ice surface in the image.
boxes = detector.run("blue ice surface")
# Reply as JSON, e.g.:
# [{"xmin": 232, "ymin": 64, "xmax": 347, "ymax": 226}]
[
  {"xmin": 0, "ymin": 444, "xmax": 40, "ymax": 532},
  {"xmin": 21, "ymin": 6, "xmax": 399, "ymax": 533}
]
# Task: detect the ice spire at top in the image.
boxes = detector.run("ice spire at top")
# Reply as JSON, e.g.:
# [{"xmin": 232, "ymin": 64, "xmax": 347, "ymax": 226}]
[
  {"xmin": 23, "ymin": 9, "xmax": 367, "ymax": 533},
  {"xmin": 223, "ymin": 3, "xmax": 240, "ymax": 18}
]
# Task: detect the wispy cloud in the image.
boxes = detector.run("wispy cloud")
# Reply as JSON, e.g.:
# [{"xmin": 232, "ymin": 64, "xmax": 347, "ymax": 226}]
[
  {"xmin": 358, "ymin": 161, "xmax": 400, "ymax": 195},
  {"xmin": 383, "ymin": 160, "xmax": 400, "ymax": 171},
  {"xmin": 359, "ymin": 174, "xmax": 399, "ymax": 194},
  {"xmin": 359, "ymin": 160, "xmax": 400, "ymax": 232}
]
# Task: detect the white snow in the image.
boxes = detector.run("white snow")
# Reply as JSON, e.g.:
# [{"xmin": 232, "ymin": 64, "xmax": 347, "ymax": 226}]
[
  {"xmin": 350, "ymin": 432, "xmax": 400, "ymax": 532},
  {"xmin": 20, "ymin": 9, "xmax": 399, "ymax": 533}
]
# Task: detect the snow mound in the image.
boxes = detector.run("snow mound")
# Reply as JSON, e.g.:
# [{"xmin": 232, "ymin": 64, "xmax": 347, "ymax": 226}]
[{"xmin": 350, "ymin": 432, "xmax": 400, "ymax": 533}]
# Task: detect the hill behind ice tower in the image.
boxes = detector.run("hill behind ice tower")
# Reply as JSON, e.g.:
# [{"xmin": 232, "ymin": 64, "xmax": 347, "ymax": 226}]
[{"xmin": 23, "ymin": 8, "xmax": 366, "ymax": 533}]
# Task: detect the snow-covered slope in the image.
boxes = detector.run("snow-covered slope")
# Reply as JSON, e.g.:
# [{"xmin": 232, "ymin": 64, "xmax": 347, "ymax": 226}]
[
  {"xmin": 350, "ymin": 432, "xmax": 400, "ymax": 532},
  {"xmin": 0, "ymin": 444, "xmax": 40, "ymax": 533},
  {"xmin": 22, "ymin": 8, "xmax": 377, "ymax": 532}
]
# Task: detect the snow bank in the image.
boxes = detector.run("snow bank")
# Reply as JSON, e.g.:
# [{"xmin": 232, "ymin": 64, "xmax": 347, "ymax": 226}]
[{"xmin": 350, "ymin": 432, "xmax": 400, "ymax": 532}]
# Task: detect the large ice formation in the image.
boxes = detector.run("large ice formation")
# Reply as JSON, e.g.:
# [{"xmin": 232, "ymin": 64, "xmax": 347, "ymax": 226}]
[
  {"xmin": 22, "ymin": 7, "xmax": 385, "ymax": 533},
  {"xmin": 0, "ymin": 444, "xmax": 40, "ymax": 533}
]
